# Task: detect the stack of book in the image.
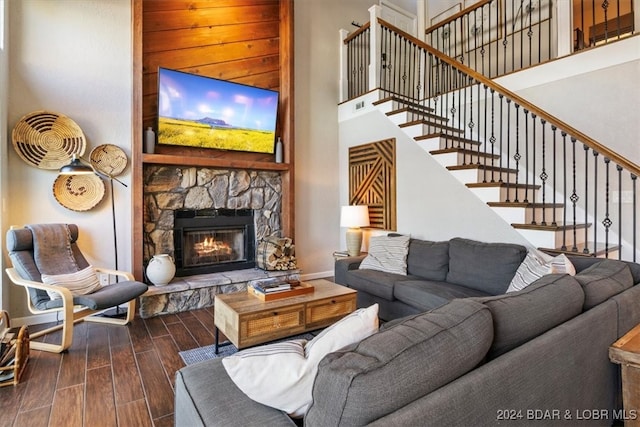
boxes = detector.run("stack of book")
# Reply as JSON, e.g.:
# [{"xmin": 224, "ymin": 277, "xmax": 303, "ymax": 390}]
[
  {"xmin": 248, "ymin": 277, "xmax": 293, "ymax": 295},
  {"xmin": 247, "ymin": 278, "xmax": 312, "ymax": 301},
  {"xmin": 252, "ymin": 281, "xmax": 292, "ymax": 294}
]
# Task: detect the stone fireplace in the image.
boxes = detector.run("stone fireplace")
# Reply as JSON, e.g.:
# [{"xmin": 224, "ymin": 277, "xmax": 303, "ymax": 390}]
[
  {"xmin": 139, "ymin": 165, "xmax": 299, "ymax": 318},
  {"xmin": 143, "ymin": 166, "xmax": 283, "ymax": 266}
]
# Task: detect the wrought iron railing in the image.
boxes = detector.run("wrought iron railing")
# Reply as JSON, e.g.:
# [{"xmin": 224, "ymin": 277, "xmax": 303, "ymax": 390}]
[
  {"xmin": 424, "ymin": 0, "xmax": 635, "ymax": 79},
  {"xmin": 342, "ymin": 17, "xmax": 639, "ymax": 261},
  {"xmin": 344, "ymin": 22, "xmax": 371, "ymax": 100},
  {"xmin": 573, "ymin": 0, "xmax": 635, "ymax": 50}
]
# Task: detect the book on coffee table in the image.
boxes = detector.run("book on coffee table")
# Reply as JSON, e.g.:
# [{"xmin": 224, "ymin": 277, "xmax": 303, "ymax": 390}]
[
  {"xmin": 248, "ymin": 281, "xmax": 314, "ymax": 301},
  {"xmin": 251, "ymin": 282, "xmax": 291, "ymax": 293}
]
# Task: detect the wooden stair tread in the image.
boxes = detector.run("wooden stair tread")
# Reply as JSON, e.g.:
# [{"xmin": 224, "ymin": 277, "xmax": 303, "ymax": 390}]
[
  {"xmin": 539, "ymin": 242, "xmax": 621, "ymax": 257},
  {"xmin": 487, "ymin": 202, "xmax": 564, "ymax": 208},
  {"xmin": 466, "ymin": 182, "xmax": 540, "ymax": 189},
  {"xmin": 415, "ymin": 133, "xmax": 481, "ymax": 146},
  {"xmin": 430, "ymin": 148, "xmax": 500, "ymax": 159},
  {"xmin": 373, "ymin": 96, "xmax": 434, "ymax": 112},
  {"xmin": 511, "ymin": 222, "xmax": 591, "ymax": 231},
  {"xmin": 400, "ymin": 120, "xmax": 463, "ymax": 134},
  {"xmin": 447, "ymin": 164, "xmax": 518, "ymax": 173},
  {"xmin": 387, "ymin": 107, "xmax": 448, "ymax": 122}
]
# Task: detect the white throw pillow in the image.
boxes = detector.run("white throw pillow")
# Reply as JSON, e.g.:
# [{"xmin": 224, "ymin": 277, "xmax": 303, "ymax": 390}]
[
  {"xmin": 359, "ymin": 234, "xmax": 410, "ymax": 275},
  {"xmin": 222, "ymin": 303, "xmax": 379, "ymax": 418},
  {"xmin": 41, "ymin": 265, "xmax": 102, "ymax": 300},
  {"xmin": 546, "ymin": 253, "xmax": 577, "ymax": 276},
  {"xmin": 507, "ymin": 251, "xmax": 576, "ymax": 293}
]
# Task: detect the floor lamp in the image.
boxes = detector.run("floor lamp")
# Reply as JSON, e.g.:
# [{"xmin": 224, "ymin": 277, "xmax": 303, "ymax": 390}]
[{"xmin": 59, "ymin": 150, "xmax": 129, "ymax": 317}]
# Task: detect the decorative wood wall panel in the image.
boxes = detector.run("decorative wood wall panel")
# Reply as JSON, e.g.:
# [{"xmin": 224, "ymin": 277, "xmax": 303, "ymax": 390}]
[{"xmin": 348, "ymin": 139, "xmax": 396, "ymax": 230}]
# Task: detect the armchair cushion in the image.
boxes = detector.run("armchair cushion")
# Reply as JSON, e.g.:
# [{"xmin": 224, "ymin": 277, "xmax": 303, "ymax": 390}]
[
  {"xmin": 41, "ymin": 265, "xmax": 102, "ymax": 300},
  {"xmin": 35, "ymin": 280, "xmax": 149, "ymax": 311}
]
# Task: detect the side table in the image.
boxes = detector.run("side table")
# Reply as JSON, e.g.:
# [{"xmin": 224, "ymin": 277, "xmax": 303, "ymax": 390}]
[{"xmin": 609, "ymin": 323, "xmax": 640, "ymax": 425}]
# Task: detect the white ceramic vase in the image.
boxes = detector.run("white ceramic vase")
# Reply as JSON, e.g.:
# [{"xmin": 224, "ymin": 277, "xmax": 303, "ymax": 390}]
[{"xmin": 146, "ymin": 254, "xmax": 176, "ymax": 286}]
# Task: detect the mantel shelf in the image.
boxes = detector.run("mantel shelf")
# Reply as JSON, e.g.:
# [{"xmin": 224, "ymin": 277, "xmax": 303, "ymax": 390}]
[{"xmin": 142, "ymin": 154, "xmax": 291, "ymax": 172}]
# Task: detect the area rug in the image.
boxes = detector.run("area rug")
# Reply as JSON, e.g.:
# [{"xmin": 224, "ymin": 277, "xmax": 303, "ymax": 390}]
[{"xmin": 180, "ymin": 332, "xmax": 319, "ymax": 365}]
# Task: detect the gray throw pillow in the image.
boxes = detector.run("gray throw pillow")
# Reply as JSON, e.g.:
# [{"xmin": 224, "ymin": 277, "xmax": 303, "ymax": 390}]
[{"xmin": 406, "ymin": 239, "xmax": 449, "ymax": 281}]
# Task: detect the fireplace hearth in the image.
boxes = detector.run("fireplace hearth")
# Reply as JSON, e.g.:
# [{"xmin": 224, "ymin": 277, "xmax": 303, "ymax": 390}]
[{"xmin": 174, "ymin": 209, "xmax": 255, "ymax": 276}]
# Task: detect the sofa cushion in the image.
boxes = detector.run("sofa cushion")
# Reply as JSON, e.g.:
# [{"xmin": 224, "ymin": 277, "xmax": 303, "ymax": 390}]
[
  {"xmin": 305, "ymin": 299, "xmax": 493, "ymax": 426},
  {"xmin": 406, "ymin": 239, "xmax": 449, "ymax": 281},
  {"xmin": 346, "ymin": 269, "xmax": 414, "ymax": 300},
  {"xmin": 359, "ymin": 234, "xmax": 411, "ymax": 275},
  {"xmin": 446, "ymin": 238, "xmax": 527, "ymax": 294},
  {"xmin": 222, "ymin": 304, "xmax": 379, "ymax": 418},
  {"xmin": 476, "ymin": 274, "xmax": 585, "ymax": 359},
  {"xmin": 394, "ymin": 280, "xmax": 491, "ymax": 312},
  {"xmin": 175, "ymin": 358, "xmax": 297, "ymax": 427},
  {"xmin": 574, "ymin": 259, "xmax": 634, "ymax": 310}
]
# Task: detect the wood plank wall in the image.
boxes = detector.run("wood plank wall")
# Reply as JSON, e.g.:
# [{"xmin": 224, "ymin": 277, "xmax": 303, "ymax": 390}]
[{"xmin": 141, "ymin": 0, "xmax": 283, "ymax": 162}]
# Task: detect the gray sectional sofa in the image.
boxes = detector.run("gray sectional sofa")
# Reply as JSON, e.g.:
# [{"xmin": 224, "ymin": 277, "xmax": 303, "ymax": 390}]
[
  {"xmin": 335, "ymin": 237, "xmax": 529, "ymax": 321},
  {"xmin": 175, "ymin": 237, "xmax": 640, "ymax": 426}
]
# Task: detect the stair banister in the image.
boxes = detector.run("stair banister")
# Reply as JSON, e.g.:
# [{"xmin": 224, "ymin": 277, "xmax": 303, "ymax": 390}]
[
  {"xmin": 341, "ymin": 16, "xmax": 638, "ymax": 260},
  {"xmin": 381, "ymin": 18, "xmax": 640, "ymax": 177}
]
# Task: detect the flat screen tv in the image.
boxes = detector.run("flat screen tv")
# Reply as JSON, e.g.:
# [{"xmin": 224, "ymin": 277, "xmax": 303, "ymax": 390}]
[{"xmin": 157, "ymin": 67, "xmax": 279, "ymax": 154}]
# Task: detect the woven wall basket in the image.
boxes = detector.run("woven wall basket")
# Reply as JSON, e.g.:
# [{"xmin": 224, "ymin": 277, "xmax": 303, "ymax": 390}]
[
  {"xmin": 53, "ymin": 174, "xmax": 105, "ymax": 212},
  {"xmin": 12, "ymin": 111, "xmax": 86, "ymax": 170},
  {"xmin": 90, "ymin": 144, "xmax": 128, "ymax": 177}
]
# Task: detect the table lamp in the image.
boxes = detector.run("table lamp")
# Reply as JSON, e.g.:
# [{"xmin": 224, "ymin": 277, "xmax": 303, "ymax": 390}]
[{"xmin": 341, "ymin": 205, "xmax": 370, "ymax": 256}]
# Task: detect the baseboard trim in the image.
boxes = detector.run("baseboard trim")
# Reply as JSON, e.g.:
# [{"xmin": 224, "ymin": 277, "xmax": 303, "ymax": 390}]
[
  {"xmin": 300, "ymin": 271, "xmax": 333, "ymax": 281},
  {"xmin": 11, "ymin": 312, "xmax": 61, "ymax": 328}
]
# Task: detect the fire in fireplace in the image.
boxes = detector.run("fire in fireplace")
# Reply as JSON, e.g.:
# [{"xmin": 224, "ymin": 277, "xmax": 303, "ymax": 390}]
[{"xmin": 174, "ymin": 209, "xmax": 256, "ymax": 276}]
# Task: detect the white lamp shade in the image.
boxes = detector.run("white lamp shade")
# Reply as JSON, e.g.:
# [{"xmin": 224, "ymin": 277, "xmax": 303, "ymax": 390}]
[{"xmin": 340, "ymin": 205, "xmax": 370, "ymax": 228}]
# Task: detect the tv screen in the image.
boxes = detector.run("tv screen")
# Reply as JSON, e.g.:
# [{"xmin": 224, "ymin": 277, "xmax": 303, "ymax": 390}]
[{"xmin": 157, "ymin": 67, "xmax": 279, "ymax": 154}]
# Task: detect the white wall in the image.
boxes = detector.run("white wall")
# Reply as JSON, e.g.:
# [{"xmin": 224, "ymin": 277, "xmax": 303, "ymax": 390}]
[
  {"xmin": 1, "ymin": 0, "xmax": 9, "ymax": 311},
  {"xmin": 5, "ymin": 0, "xmax": 132, "ymax": 318},
  {"xmin": 294, "ymin": 0, "xmax": 373, "ymax": 279}
]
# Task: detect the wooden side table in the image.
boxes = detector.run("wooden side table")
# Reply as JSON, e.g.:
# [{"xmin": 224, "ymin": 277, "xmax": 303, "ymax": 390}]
[{"xmin": 609, "ymin": 323, "xmax": 640, "ymax": 425}]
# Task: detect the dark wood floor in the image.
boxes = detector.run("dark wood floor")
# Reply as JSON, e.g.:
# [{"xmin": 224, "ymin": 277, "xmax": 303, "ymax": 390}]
[{"xmin": 0, "ymin": 307, "xmax": 219, "ymax": 427}]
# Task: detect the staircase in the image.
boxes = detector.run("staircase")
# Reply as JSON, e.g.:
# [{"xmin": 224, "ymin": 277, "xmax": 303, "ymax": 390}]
[
  {"xmin": 373, "ymin": 94, "xmax": 618, "ymax": 258},
  {"xmin": 341, "ymin": 16, "xmax": 639, "ymax": 262}
]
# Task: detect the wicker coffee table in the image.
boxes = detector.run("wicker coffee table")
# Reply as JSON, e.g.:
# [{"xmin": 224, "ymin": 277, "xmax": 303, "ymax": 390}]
[{"xmin": 213, "ymin": 279, "xmax": 357, "ymax": 353}]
